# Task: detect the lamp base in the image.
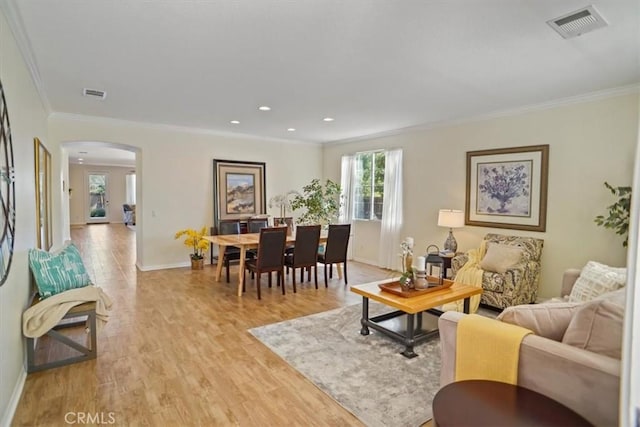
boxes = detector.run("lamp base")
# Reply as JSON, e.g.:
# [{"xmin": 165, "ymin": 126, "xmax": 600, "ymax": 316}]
[{"xmin": 444, "ymin": 229, "xmax": 457, "ymax": 253}]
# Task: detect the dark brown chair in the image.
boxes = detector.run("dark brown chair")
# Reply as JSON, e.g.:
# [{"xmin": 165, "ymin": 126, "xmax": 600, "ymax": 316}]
[
  {"xmin": 210, "ymin": 220, "xmax": 243, "ymax": 283},
  {"xmin": 317, "ymin": 224, "xmax": 351, "ymax": 287},
  {"xmin": 285, "ymin": 225, "xmax": 321, "ymax": 291},
  {"xmin": 247, "ymin": 218, "xmax": 269, "ymax": 233},
  {"xmin": 244, "ymin": 227, "xmax": 287, "ymax": 299}
]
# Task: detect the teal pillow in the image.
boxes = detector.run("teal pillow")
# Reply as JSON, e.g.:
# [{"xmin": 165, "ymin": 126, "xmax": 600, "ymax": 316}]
[{"xmin": 29, "ymin": 243, "xmax": 92, "ymax": 298}]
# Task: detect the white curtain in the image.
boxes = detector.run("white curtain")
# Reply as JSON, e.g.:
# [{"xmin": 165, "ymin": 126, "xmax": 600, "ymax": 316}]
[
  {"xmin": 339, "ymin": 155, "xmax": 355, "ymax": 224},
  {"xmin": 126, "ymin": 174, "xmax": 136, "ymax": 205},
  {"xmin": 378, "ymin": 149, "xmax": 403, "ymax": 269}
]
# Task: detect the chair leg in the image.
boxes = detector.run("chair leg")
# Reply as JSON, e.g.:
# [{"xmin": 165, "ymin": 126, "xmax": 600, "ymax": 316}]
[
  {"xmin": 280, "ymin": 271, "xmax": 286, "ymax": 295},
  {"xmin": 268, "ymin": 273, "xmax": 272, "ymax": 288},
  {"xmin": 324, "ymin": 264, "xmax": 328, "ymax": 287},
  {"xmin": 344, "ymin": 261, "xmax": 348, "ymax": 285},
  {"xmin": 330, "ymin": 264, "xmax": 333, "ymax": 279},
  {"xmin": 256, "ymin": 272, "xmax": 261, "ymax": 300},
  {"xmin": 314, "ymin": 266, "xmax": 318, "ymax": 289},
  {"xmin": 225, "ymin": 260, "xmax": 230, "ymax": 283},
  {"xmin": 292, "ymin": 269, "xmax": 297, "ymax": 293},
  {"xmin": 307, "ymin": 267, "xmax": 311, "ymax": 282}
]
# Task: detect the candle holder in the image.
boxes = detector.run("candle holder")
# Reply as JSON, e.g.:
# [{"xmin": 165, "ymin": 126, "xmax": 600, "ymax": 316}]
[{"xmin": 413, "ymin": 270, "xmax": 428, "ymax": 289}]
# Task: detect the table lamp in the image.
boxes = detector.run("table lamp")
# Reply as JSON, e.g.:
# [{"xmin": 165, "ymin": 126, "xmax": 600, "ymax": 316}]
[{"xmin": 437, "ymin": 209, "xmax": 464, "ymax": 253}]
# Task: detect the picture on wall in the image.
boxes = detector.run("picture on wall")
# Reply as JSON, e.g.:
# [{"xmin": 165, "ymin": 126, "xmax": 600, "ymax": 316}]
[
  {"xmin": 213, "ymin": 159, "xmax": 266, "ymax": 224},
  {"xmin": 466, "ymin": 145, "xmax": 549, "ymax": 232}
]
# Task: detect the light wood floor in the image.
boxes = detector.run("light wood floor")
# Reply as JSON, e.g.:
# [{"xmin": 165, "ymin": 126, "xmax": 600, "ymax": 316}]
[{"xmin": 13, "ymin": 224, "xmax": 396, "ymax": 426}]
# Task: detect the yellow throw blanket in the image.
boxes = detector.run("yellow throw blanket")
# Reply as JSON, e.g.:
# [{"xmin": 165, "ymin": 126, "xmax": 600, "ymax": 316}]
[
  {"xmin": 443, "ymin": 240, "xmax": 486, "ymax": 313},
  {"xmin": 455, "ymin": 314, "xmax": 532, "ymax": 385},
  {"xmin": 23, "ymin": 286, "xmax": 113, "ymax": 338}
]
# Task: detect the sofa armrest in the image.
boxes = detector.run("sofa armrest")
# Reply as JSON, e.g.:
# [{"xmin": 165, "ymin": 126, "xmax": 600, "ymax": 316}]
[
  {"xmin": 561, "ymin": 268, "xmax": 581, "ymax": 297},
  {"xmin": 451, "ymin": 253, "xmax": 469, "ymax": 279},
  {"xmin": 438, "ymin": 311, "xmax": 620, "ymax": 427}
]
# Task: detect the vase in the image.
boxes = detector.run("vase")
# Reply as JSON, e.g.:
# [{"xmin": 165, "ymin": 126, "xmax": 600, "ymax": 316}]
[
  {"xmin": 191, "ymin": 258, "xmax": 204, "ymax": 270},
  {"xmin": 405, "ymin": 253, "xmax": 413, "ymax": 273}
]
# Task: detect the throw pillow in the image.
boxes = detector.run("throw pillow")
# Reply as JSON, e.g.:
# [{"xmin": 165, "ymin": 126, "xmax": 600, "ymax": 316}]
[
  {"xmin": 497, "ymin": 302, "xmax": 583, "ymax": 341},
  {"xmin": 562, "ymin": 288, "xmax": 625, "ymax": 359},
  {"xmin": 568, "ymin": 261, "xmax": 626, "ymax": 303},
  {"xmin": 29, "ymin": 243, "xmax": 92, "ymax": 298},
  {"xmin": 479, "ymin": 243, "xmax": 524, "ymax": 274}
]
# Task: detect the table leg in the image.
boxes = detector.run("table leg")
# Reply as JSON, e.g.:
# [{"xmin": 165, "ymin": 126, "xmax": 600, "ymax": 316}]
[
  {"xmin": 401, "ymin": 313, "xmax": 418, "ymax": 358},
  {"xmin": 214, "ymin": 245, "xmax": 225, "ymax": 282},
  {"xmin": 463, "ymin": 297, "xmax": 470, "ymax": 314},
  {"xmin": 237, "ymin": 247, "xmax": 246, "ymax": 297},
  {"xmin": 360, "ymin": 297, "xmax": 370, "ymax": 335}
]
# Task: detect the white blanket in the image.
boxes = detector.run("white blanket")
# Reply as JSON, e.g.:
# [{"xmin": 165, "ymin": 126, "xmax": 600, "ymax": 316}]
[{"xmin": 23, "ymin": 286, "xmax": 113, "ymax": 338}]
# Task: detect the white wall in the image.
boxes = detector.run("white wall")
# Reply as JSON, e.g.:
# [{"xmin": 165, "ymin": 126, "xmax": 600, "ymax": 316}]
[
  {"xmin": 68, "ymin": 164, "xmax": 136, "ymax": 225},
  {"xmin": 0, "ymin": 8, "xmax": 50, "ymax": 424},
  {"xmin": 48, "ymin": 117, "xmax": 324, "ymax": 270},
  {"xmin": 324, "ymin": 92, "xmax": 640, "ymax": 299}
]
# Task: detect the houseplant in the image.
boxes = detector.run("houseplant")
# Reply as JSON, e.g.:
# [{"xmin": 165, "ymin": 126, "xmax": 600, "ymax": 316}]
[
  {"xmin": 290, "ymin": 179, "xmax": 342, "ymax": 225},
  {"xmin": 174, "ymin": 226, "xmax": 210, "ymax": 269},
  {"xmin": 594, "ymin": 182, "xmax": 632, "ymax": 247}
]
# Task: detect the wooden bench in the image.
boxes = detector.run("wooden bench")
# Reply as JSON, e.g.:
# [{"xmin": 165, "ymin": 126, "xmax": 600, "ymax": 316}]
[{"xmin": 26, "ymin": 294, "xmax": 97, "ymax": 373}]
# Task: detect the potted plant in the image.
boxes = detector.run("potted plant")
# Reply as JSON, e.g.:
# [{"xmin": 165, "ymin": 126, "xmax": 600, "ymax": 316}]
[
  {"xmin": 174, "ymin": 227, "xmax": 210, "ymax": 269},
  {"xmin": 594, "ymin": 182, "xmax": 632, "ymax": 247},
  {"xmin": 290, "ymin": 179, "xmax": 342, "ymax": 225}
]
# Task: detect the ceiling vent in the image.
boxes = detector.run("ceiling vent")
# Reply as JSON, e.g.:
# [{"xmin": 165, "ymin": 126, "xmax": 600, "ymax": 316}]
[
  {"xmin": 547, "ymin": 5, "xmax": 608, "ymax": 39},
  {"xmin": 83, "ymin": 88, "xmax": 107, "ymax": 100}
]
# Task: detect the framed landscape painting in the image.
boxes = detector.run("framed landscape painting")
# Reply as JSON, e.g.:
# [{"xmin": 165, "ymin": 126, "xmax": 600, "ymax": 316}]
[
  {"xmin": 465, "ymin": 145, "xmax": 549, "ymax": 232},
  {"xmin": 213, "ymin": 159, "xmax": 266, "ymax": 223}
]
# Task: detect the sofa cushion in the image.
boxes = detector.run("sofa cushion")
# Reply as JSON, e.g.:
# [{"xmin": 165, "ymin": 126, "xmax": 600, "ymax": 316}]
[
  {"xmin": 497, "ymin": 302, "xmax": 583, "ymax": 341},
  {"xmin": 568, "ymin": 261, "xmax": 626, "ymax": 303},
  {"xmin": 562, "ymin": 288, "xmax": 625, "ymax": 359},
  {"xmin": 29, "ymin": 243, "xmax": 92, "ymax": 298},
  {"xmin": 480, "ymin": 243, "xmax": 524, "ymax": 274}
]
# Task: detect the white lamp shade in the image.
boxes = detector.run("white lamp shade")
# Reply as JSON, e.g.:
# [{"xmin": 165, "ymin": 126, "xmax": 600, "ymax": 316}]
[{"xmin": 438, "ymin": 209, "xmax": 464, "ymax": 228}]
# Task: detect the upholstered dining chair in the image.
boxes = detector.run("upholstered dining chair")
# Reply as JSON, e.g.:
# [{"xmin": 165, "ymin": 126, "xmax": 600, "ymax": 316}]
[
  {"xmin": 285, "ymin": 225, "xmax": 321, "ymax": 291},
  {"xmin": 244, "ymin": 227, "xmax": 288, "ymax": 299},
  {"xmin": 317, "ymin": 224, "xmax": 351, "ymax": 287},
  {"xmin": 247, "ymin": 218, "xmax": 269, "ymax": 233},
  {"xmin": 211, "ymin": 220, "xmax": 243, "ymax": 283}
]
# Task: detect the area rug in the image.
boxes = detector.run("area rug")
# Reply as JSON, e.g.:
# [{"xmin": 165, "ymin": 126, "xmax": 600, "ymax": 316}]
[{"xmin": 249, "ymin": 303, "xmax": 442, "ymax": 427}]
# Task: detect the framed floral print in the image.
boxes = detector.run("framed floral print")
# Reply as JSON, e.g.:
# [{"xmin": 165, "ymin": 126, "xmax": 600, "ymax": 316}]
[
  {"xmin": 213, "ymin": 159, "xmax": 266, "ymax": 223},
  {"xmin": 465, "ymin": 145, "xmax": 549, "ymax": 232}
]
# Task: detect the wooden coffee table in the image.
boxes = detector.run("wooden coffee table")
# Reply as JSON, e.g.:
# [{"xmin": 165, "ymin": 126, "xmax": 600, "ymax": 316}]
[{"xmin": 350, "ymin": 279, "xmax": 482, "ymax": 358}]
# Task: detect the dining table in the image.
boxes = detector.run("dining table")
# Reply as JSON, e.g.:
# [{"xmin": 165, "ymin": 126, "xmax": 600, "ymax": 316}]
[{"xmin": 204, "ymin": 232, "xmax": 329, "ymax": 297}]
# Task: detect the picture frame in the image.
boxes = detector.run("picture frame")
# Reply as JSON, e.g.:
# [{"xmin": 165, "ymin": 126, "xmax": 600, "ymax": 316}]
[
  {"xmin": 213, "ymin": 159, "xmax": 266, "ymax": 224},
  {"xmin": 34, "ymin": 137, "xmax": 52, "ymax": 250},
  {"xmin": 465, "ymin": 145, "xmax": 549, "ymax": 232}
]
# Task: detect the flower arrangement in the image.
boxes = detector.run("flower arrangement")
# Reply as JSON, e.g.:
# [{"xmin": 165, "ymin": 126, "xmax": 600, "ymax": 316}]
[
  {"xmin": 400, "ymin": 237, "xmax": 414, "ymax": 273},
  {"xmin": 174, "ymin": 227, "xmax": 210, "ymax": 260},
  {"xmin": 268, "ymin": 190, "xmax": 300, "ymax": 218}
]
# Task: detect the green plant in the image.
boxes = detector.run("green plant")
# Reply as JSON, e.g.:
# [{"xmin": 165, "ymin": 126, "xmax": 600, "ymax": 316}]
[
  {"xmin": 595, "ymin": 182, "xmax": 632, "ymax": 247},
  {"xmin": 90, "ymin": 208, "xmax": 106, "ymax": 217},
  {"xmin": 290, "ymin": 179, "xmax": 342, "ymax": 225}
]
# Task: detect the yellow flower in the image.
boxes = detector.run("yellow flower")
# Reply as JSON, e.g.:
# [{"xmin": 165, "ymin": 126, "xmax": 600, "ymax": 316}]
[{"xmin": 174, "ymin": 226, "xmax": 210, "ymax": 260}]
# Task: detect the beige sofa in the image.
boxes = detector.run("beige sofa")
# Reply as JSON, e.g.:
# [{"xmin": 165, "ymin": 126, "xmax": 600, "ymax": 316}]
[{"xmin": 439, "ymin": 269, "xmax": 622, "ymax": 427}]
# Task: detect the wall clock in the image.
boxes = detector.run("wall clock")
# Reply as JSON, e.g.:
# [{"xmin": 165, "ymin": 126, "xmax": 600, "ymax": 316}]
[{"xmin": 0, "ymin": 80, "xmax": 16, "ymax": 286}]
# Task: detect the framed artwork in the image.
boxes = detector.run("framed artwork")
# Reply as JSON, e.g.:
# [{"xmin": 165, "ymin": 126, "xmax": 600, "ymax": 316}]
[
  {"xmin": 466, "ymin": 145, "xmax": 549, "ymax": 232},
  {"xmin": 213, "ymin": 159, "xmax": 266, "ymax": 224},
  {"xmin": 0, "ymin": 80, "xmax": 16, "ymax": 286},
  {"xmin": 34, "ymin": 137, "xmax": 52, "ymax": 250}
]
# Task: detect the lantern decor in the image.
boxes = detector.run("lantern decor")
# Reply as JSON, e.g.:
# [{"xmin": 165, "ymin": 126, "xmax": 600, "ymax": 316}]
[{"xmin": 425, "ymin": 244, "xmax": 445, "ymax": 287}]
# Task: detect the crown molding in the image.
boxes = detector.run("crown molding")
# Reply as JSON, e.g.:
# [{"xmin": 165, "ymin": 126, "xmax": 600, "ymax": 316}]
[
  {"xmin": 0, "ymin": 0, "xmax": 51, "ymax": 113},
  {"xmin": 327, "ymin": 84, "xmax": 640, "ymax": 146},
  {"xmin": 49, "ymin": 112, "xmax": 322, "ymax": 147}
]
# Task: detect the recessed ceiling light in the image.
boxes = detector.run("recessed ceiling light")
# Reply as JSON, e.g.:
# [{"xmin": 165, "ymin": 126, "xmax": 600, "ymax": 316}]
[
  {"xmin": 258, "ymin": 106, "xmax": 271, "ymax": 111},
  {"xmin": 323, "ymin": 117, "xmax": 335, "ymax": 122},
  {"xmin": 230, "ymin": 120, "xmax": 240, "ymax": 124},
  {"xmin": 79, "ymin": 151, "xmax": 88, "ymax": 154},
  {"xmin": 78, "ymin": 158, "xmax": 84, "ymax": 161},
  {"xmin": 287, "ymin": 128, "xmax": 296, "ymax": 132}
]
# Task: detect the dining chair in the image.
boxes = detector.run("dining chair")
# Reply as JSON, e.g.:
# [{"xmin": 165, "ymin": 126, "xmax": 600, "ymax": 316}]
[
  {"xmin": 284, "ymin": 225, "xmax": 321, "ymax": 291},
  {"xmin": 317, "ymin": 224, "xmax": 351, "ymax": 287},
  {"xmin": 247, "ymin": 218, "xmax": 269, "ymax": 233},
  {"xmin": 243, "ymin": 227, "xmax": 288, "ymax": 299},
  {"xmin": 211, "ymin": 220, "xmax": 243, "ymax": 283}
]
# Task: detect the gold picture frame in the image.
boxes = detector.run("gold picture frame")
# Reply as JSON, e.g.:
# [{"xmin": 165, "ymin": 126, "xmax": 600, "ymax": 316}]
[
  {"xmin": 213, "ymin": 159, "xmax": 266, "ymax": 224},
  {"xmin": 34, "ymin": 137, "xmax": 52, "ymax": 250},
  {"xmin": 465, "ymin": 145, "xmax": 549, "ymax": 232}
]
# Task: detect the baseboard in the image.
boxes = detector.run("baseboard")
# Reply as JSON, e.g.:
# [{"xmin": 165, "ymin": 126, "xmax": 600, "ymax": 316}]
[
  {"xmin": 352, "ymin": 256, "xmax": 379, "ymax": 266},
  {"xmin": 136, "ymin": 261, "xmax": 211, "ymax": 271},
  {"xmin": 0, "ymin": 367, "xmax": 27, "ymax": 427}
]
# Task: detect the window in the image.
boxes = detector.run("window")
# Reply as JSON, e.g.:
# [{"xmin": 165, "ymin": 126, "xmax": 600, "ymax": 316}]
[{"xmin": 353, "ymin": 151, "xmax": 385, "ymax": 220}]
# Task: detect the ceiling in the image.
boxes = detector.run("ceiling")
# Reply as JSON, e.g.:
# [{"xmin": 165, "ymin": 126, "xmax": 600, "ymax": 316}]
[
  {"xmin": 65, "ymin": 144, "xmax": 136, "ymax": 168},
  {"xmin": 4, "ymin": 0, "xmax": 640, "ymax": 147}
]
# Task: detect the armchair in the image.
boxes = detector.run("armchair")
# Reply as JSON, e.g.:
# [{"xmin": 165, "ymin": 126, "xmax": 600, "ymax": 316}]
[{"xmin": 451, "ymin": 233, "xmax": 543, "ymax": 309}]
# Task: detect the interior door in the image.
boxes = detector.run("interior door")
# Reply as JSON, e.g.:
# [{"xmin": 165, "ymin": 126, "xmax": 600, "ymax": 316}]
[{"xmin": 86, "ymin": 172, "xmax": 110, "ymax": 223}]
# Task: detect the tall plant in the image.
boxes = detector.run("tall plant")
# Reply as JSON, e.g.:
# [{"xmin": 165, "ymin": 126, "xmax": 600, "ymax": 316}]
[
  {"xmin": 594, "ymin": 182, "xmax": 632, "ymax": 247},
  {"xmin": 290, "ymin": 179, "xmax": 342, "ymax": 225}
]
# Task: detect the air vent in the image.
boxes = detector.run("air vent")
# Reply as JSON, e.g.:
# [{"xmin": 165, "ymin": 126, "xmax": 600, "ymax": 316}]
[
  {"xmin": 547, "ymin": 5, "xmax": 608, "ymax": 39},
  {"xmin": 83, "ymin": 88, "xmax": 107, "ymax": 99}
]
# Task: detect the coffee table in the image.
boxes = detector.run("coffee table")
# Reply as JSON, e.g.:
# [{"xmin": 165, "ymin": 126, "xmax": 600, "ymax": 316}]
[{"xmin": 350, "ymin": 279, "xmax": 482, "ymax": 358}]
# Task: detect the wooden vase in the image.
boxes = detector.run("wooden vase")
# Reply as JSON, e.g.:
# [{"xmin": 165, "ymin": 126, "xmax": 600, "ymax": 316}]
[{"xmin": 191, "ymin": 258, "xmax": 204, "ymax": 270}]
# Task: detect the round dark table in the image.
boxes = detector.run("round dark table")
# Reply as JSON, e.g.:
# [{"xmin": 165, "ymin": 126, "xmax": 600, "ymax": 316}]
[{"xmin": 432, "ymin": 380, "xmax": 593, "ymax": 426}]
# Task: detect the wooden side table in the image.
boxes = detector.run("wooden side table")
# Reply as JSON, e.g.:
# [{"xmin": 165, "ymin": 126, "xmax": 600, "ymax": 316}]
[{"xmin": 432, "ymin": 380, "xmax": 593, "ymax": 426}]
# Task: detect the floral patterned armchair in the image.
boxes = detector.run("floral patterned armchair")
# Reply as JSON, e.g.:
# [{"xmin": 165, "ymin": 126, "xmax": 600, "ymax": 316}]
[{"xmin": 451, "ymin": 233, "xmax": 544, "ymax": 309}]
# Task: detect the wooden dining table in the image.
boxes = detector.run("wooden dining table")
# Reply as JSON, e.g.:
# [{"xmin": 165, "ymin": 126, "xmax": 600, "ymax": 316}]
[{"xmin": 204, "ymin": 232, "xmax": 328, "ymax": 297}]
